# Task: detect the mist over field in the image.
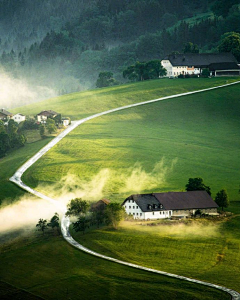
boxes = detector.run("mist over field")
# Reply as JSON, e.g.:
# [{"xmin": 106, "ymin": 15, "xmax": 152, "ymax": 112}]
[{"xmin": 0, "ymin": 68, "xmax": 57, "ymax": 109}]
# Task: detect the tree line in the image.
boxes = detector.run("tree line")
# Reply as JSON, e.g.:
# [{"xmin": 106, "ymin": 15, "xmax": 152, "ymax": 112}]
[
  {"xmin": 0, "ymin": 0, "xmax": 239, "ymax": 94},
  {"xmin": 0, "ymin": 119, "xmax": 26, "ymax": 158},
  {"xmin": 36, "ymin": 198, "xmax": 125, "ymax": 236}
]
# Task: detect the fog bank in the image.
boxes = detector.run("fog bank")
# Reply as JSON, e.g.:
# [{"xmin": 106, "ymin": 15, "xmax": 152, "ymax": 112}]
[{"xmin": 0, "ymin": 68, "xmax": 57, "ymax": 109}]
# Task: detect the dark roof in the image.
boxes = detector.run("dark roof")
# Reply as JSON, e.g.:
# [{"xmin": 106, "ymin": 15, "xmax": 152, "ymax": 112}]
[
  {"xmin": 153, "ymin": 191, "xmax": 218, "ymax": 210},
  {"xmin": 123, "ymin": 191, "xmax": 218, "ymax": 211},
  {"xmin": 91, "ymin": 199, "xmax": 110, "ymax": 211},
  {"xmin": 165, "ymin": 53, "xmax": 237, "ymax": 67},
  {"xmin": 0, "ymin": 108, "xmax": 12, "ymax": 116},
  {"xmin": 37, "ymin": 110, "xmax": 58, "ymax": 116},
  {"xmin": 125, "ymin": 194, "xmax": 161, "ymax": 212},
  {"xmin": 208, "ymin": 62, "xmax": 240, "ymax": 71}
]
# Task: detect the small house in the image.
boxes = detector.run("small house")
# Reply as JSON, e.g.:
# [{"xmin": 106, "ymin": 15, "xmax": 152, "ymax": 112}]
[
  {"xmin": 91, "ymin": 199, "xmax": 110, "ymax": 212},
  {"xmin": 0, "ymin": 108, "xmax": 13, "ymax": 121},
  {"xmin": 37, "ymin": 110, "xmax": 58, "ymax": 123},
  {"xmin": 122, "ymin": 191, "xmax": 218, "ymax": 220},
  {"xmin": 12, "ymin": 113, "xmax": 26, "ymax": 124},
  {"xmin": 62, "ymin": 118, "xmax": 70, "ymax": 127},
  {"xmin": 161, "ymin": 53, "xmax": 240, "ymax": 77}
]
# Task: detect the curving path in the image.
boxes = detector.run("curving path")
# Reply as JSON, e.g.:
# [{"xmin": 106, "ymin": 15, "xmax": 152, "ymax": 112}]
[{"xmin": 10, "ymin": 81, "xmax": 240, "ymax": 300}]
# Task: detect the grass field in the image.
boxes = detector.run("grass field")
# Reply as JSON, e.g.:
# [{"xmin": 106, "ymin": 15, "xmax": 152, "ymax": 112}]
[
  {"xmin": 1, "ymin": 78, "xmax": 240, "ymax": 299},
  {"xmin": 72, "ymin": 203, "xmax": 240, "ymax": 294},
  {"xmin": 22, "ymin": 79, "xmax": 240, "ymax": 201},
  {"xmin": 0, "ymin": 137, "xmax": 52, "ymax": 203},
  {"xmin": 0, "ymin": 230, "xmax": 231, "ymax": 300}
]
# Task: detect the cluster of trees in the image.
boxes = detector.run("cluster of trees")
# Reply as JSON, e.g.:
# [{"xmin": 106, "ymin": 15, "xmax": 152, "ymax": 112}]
[
  {"xmin": 36, "ymin": 213, "xmax": 60, "ymax": 235},
  {"xmin": 0, "ymin": 0, "xmax": 239, "ymax": 94},
  {"xmin": 185, "ymin": 177, "xmax": 229, "ymax": 211},
  {"xmin": 0, "ymin": 119, "xmax": 26, "ymax": 157},
  {"xmin": 66, "ymin": 198, "xmax": 125, "ymax": 233},
  {"xmin": 123, "ymin": 60, "xmax": 167, "ymax": 81}
]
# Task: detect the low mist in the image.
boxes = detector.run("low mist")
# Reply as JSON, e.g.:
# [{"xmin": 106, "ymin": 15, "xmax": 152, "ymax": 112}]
[
  {"xmin": 0, "ymin": 68, "xmax": 57, "ymax": 109},
  {"xmin": 0, "ymin": 196, "xmax": 63, "ymax": 234},
  {"xmin": 0, "ymin": 158, "xmax": 177, "ymax": 234},
  {"xmin": 39, "ymin": 158, "xmax": 178, "ymax": 201}
]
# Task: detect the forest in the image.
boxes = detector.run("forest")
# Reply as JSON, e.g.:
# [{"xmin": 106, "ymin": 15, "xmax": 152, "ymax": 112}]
[{"xmin": 0, "ymin": 0, "xmax": 239, "ymax": 97}]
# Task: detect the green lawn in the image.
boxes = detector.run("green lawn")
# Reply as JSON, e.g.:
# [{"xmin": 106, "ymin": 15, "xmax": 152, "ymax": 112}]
[
  {"xmin": 72, "ymin": 211, "xmax": 240, "ymax": 294},
  {"xmin": 0, "ymin": 138, "xmax": 52, "ymax": 203},
  {"xmin": 0, "ymin": 231, "xmax": 231, "ymax": 300},
  {"xmin": 22, "ymin": 80, "xmax": 240, "ymax": 201},
  {"xmin": 12, "ymin": 77, "xmax": 239, "ymax": 121},
  {"xmin": 1, "ymin": 78, "xmax": 240, "ymax": 299}
]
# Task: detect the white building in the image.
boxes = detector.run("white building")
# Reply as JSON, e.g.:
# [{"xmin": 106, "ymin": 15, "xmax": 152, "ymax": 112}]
[
  {"xmin": 12, "ymin": 113, "xmax": 26, "ymax": 124},
  {"xmin": 161, "ymin": 53, "xmax": 240, "ymax": 77},
  {"xmin": 122, "ymin": 191, "xmax": 218, "ymax": 220}
]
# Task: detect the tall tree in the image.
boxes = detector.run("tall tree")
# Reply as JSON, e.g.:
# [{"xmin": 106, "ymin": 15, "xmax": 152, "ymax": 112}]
[
  {"xmin": 218, "ymin": 32, "xmax": 240, "ymax": 61},
  {"xmin": 185, "ymin": 177, "xmax": 211, "ymax": 195},
  {"xmin": 47, "ymin": 213, "xmax": 60, "ymax": 234},
  {"xmin": 66, "ymin": 198, "xmax": 89, "ymax": 216},
  {"xmin": 104, "ymin": 202, "xmax": 125, "ymax": 229},
  {"xmin": 72, "ymin": 216, "xmax": 90, "ymax": 234},
  {"xmin": 96, "ymin": 71, "xmax": 115, "ymax": 88},
  {"xmin": 36, "ymin": 218, "xmax": 48, "ymax": 234},
  {"xmin": 215, "ymin": 189, "xmax": 229, "ymax": 211},
  {"xmin": 183, "ymin": 42, "xmax": 199, "ymax": 53},
  {"xmin": 46, "ymin": 118, "xmax": 57, "ymax": 134}
]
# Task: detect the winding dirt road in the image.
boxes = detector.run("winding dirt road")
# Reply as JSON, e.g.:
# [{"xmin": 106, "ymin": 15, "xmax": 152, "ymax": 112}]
[{"xmin": 10, "ymin": 81, "xmax": 240, "ymax": 300}]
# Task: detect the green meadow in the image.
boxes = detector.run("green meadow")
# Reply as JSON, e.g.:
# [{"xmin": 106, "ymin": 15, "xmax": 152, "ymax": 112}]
[
  {"xmin": 0, "ymin": 230, "xmax": 231, "ymax": 300},
  {"xmin": 21, "ymin": 78, "xmax": 240, "ymax": 201},
  {"xmin": 0, "ymin": 78, "xmax": 240, "ymax": 299},
  {"xmin": 72, "ymin": 206, "xmax": 240, "ymax": 294}
]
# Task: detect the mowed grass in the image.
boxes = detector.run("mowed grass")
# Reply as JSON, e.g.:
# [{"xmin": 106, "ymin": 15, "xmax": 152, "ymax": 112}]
[
  {"xmin": 0, "ymin": 232, "xmax": 231, "ymax": 300},
  {"xmin": 23, "ymin": 81, "xmax": 240, "ymax": 200},
  {"xmin": 0, "ymin": 137, "xmax": 52, "ymax": 203},
  {"xmin": 0, "ymin": 78, "xmax": 239, "ymax": 299},
  {"xmin": 12, "ymin": 77, "xmax": 239, "ymax": 121},
  {"xmin": 72, "ymin": 213, "xmax": 240, "ymax": 294}
]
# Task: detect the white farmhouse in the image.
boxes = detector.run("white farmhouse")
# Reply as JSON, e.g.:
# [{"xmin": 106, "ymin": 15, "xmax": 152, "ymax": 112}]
[
  {"xmin": 161, "ymin": 53, "xmax": 240, "ymax": 77},
  {"xmin": 12, "ymin": 113, "xmax": 26, "ymax": 124},
  {"xmin": 122, "ymin": 191, "xmax": 218, "ymax": 220},
  {"xmin": 37, "ymin": 110, "xmax": 58, "ymax": 123}
]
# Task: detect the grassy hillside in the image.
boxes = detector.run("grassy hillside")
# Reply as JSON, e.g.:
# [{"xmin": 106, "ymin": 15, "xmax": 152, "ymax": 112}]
[
  {"xmin": 72, "ymin": 205, "xmax": 240, "ymax": 294},
  {"xmin": 21, "ymin": 78, "xmax": 240, "ymax": 201},
  {"xmin": 12, "ymin": 77, "xmax": 239, "ymax": 120},
  {"xmin": 0, "ymin": 137, "xmax": 52, "ymax": 203},
  {"xmin": 1, "ymin": 78, "xmax": 239, "ymax": 300},
  {"xmin": 0, "ymin": 232, "xmax": 230, "ymax": 300}
]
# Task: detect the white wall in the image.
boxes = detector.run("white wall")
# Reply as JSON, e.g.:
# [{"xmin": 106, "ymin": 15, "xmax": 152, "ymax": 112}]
[
  {"xmin": 123, "ymin": 199, "xmax": 172, "ymax": 220},
  {"xmin": 12, "ymin": 114, "xmax": 26, "ymax": 123}
]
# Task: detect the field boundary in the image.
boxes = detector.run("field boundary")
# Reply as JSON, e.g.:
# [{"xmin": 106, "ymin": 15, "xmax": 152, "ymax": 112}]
[{"xmin": 10, "ymin": 81, "xmax": 240, "ymax": 300}]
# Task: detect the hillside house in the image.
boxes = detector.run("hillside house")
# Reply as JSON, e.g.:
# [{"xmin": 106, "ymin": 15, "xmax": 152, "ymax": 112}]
[
  {"xmin": 12, "ymin": 113, "xmax": 26, "ymax": 124},
  {"xmin": 122, "ymin": 191, "xmax": 218, "ymax": 220},
  {"xmin": 161, "ymin": 53, "xmax": 240, "ymax": 77},
  {"xmin": 91, "ymin": 199, "xmax": 110, "ymax": 212},
  {"xmin": 0, "ymin": 108, "xmax": 13, "ymax": 121},
  {"xmin": 62, "ymin": 118, "xmax": 70, "ymax": 127},
  {"xmin": 37, "ymin": 110, "xmax": 58, "ymax": 123}
]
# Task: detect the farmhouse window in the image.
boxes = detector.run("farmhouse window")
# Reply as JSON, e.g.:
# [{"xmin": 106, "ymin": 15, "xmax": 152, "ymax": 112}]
[
  {"xmin": 129, "ymin": 206, "xmax": 131, "ymax": 209},
  {"xmin": 140, "ymin": 213, "xmax": 142, "ymax": 216},
  {"xmin": 133, "ymin": 206, "xmax": 135, "ymax": 209},
  {"xmin": 153, "ymin": 212, "xmax": 154, "ymax": 215}
]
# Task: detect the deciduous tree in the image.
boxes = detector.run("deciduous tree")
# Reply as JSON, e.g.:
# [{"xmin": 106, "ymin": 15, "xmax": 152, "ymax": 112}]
[
  {"xmin": 215, "ymin": 189, "xmax": 229, "ymax": 211},
  {"xmin": 36, "ymin": 218, "xmax": 48, "ymax": 234},
  {"xmin": 104, "ymin": 202, "xmax": 125, "ymax": 229},
  {"xmin": 66, "ymin": 198, "xmax": 89, "ymax": 216},
  {"xmin": 185, "ymin": 177, "xmax": 211, "ymax": 195}
]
